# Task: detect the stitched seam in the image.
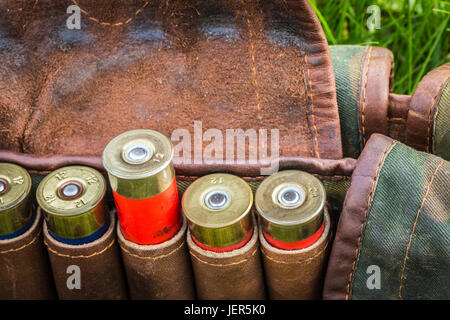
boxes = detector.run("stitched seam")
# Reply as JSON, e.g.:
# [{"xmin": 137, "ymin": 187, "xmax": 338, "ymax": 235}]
[
  {"xmin": 261, "ymin": 239, "xmax": 330, "ymax": 265},
  {"xmin": 240, "ymin": 0, "xmax": 262, "ymax": 111},
  {"xmin": 71, "ymin": 0, "xmax": 150, "ymax": 27},
  {"xmin": 398, "ymin": 159, "xmax": 445, "ymax": 299},
  {"xmin": 0, "ymin": 229, "xmax": 41, "ymax": 254},
  {"xmin": 26, "ymin": 172, "xmax": 352, "ymax": 180},
  {"xmin": 44, "ymin": 238, "xmax": 115, "ymax": 259},
  {"xmin": 119, "ymin": 240, "xmax": 185, "ymax": 260},
  {"xmin": 177, "ymin": 174, "xmax": 351, "ymax": 179},
  {"xmin": 388, "ymin": 118, "xmax": 406, "ymax": 122},
  {"xmin": 360, "ymin": 47, "xmax": 373, "ymax": 146},
  {"xmin": 345, "ymin": 140, "xmax": 396, "ymax": 300},
  {"xmin": 426, "ymin": 77, "xmax": 449, "ymax": 152},
  {"xmin": 189, "ymin": 248, "xmax": 258, "ymax": 267},
  {"xmin": 177, "ymin": 174, "xmax": 351, "ymax": 181},
  {"xmin": 303, "ymin": 55, "xmax": 321, "ymax": 158}
]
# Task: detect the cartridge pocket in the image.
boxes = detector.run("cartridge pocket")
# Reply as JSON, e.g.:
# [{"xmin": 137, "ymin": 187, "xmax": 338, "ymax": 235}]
[
  {"xmin": 43, "ymin": 210, "xmax": 128, "ymax": 300},
  {"xmin": 187, "ymin": 219, "xmax": 266, "ymax": 300},
  {"xmin": 117, "ymin": 216, "xmax": 195, "ymax": 300},
  {"xmin": 259, "ymin": 209, "xmax": 332, "ymax": 300},
  {"xmin": 0, "ymin": 210, "xmax": 56, "ymax": 299}
]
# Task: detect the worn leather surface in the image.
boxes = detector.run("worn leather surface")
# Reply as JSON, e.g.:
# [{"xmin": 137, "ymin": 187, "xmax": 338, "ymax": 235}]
[
  {"xmin": 187, "ymin": 217, "xmax": 266, "ymax": 300},
  {"xmin": 118, "ymin": 215, "xmax": 195, "ymax": 300},
  {"xmin": 406, "ymin": 63, "xmax": 450, "ymax": 153},
  {"xmin": 43, "ymin": 209, "xmax": 128, "ymax": 300},
  {"xmin": 358, "ymin": 47, "xmax": 393, "ymax": 147},
  {"xmin": 387, "ymin": 93, "xmax": 410, "ymax": 142},
  {"xmin": 259, "ymin": 209, "xmax": 331, "ymax": 300},
  {"xmin": 0, "ymin": 149, "xmax": 357, "ymax": 180},
  {"xmin": 0, "ymin": 209, "xmax": 56, "ymax": 299},
  {"xmin": 323, "ymin": 134, "xmax": 395, "ymax": 300},
  {"xmin": 0, "ymin": 0, "xmax": 342, "ymax": 167}
]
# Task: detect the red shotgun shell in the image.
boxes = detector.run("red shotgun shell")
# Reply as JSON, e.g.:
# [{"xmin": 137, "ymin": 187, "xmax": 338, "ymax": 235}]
[{"xmin": 103, "ymin": 129, "xmax": 181, "ymax": 245}]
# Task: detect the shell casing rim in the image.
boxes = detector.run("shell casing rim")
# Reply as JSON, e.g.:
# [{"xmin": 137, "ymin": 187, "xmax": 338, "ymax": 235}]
[
  {"xmin": 36, "ymin": 166, "xmax": 106, "ymax": 217},
  {"xmin": 182, "ymin": 173, "xmax": 254, "ymax": 228},
  {"xmin": 36, "ymin": 166, "xmax": 108, "ymax": 239},
  {"xmin": 0, "ymin": 163, "xmax": 32, "ymax": 211},
  {"xmin": 182, "ymin": 173, "xmax": 254, "ymax": 248},
  {"xmin": 102, "ymin": 129, "xmax": 174, "ymax": 180},
  {"xmin": 255, "ymin": 170, "xmax": 326, "ymax": 242},
  {"xmin": 0, "ymin": 163, "xmax": 33, "ymax": 236}
]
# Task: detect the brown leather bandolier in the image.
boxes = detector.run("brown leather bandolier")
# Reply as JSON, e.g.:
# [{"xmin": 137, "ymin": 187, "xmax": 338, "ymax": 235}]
[
  {"xmin": 118, "ymin": 216, "xmax": 195, "ymax": 300},
  {"xmin": 0, "ymin": 0, "xmax": 448, "ymax": 300},
  {"xmin": 43, "ymin": 210, "xmax": 128, "ymax": 299},
  {"xmin": 0, "ymin": 210, "xmax": 56, "ymax": 299}
]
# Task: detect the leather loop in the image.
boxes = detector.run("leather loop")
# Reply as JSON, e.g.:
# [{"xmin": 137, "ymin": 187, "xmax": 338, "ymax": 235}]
[
  {"xmin": 406, "ymin": 63, "xmax": 450, "ymax": 152},
  {"xmin": 387, "ymin": 93, "xmax": 411, "ymax": 142},
  {"xmin": 187, "ymin": 217, "xmax": 266, "ymax": 300},
  {"xmin": 117, "ymin": 215, "xmax": 195, "ymax": 300},
  {"xmin": 260, "ymin": 209, "xmax": 332, "ymax": 300},
  {"xmin": 0, "ymin": 209, "xmax": 56, "ymax": 299},
  {"xmin": 43, "ymin": 210, "xmax": 128, "ymax": 300},
  {"xmin": 358, "ymin": 47, "xmax": 394, "ymax": 147}
]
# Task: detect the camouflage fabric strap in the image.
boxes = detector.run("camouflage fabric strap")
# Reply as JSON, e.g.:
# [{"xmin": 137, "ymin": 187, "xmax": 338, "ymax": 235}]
[
  {"xmin": 324, "ymin": 134, "xmax": 449, "ymax": 300},
  {"xmin": 329, "ymin": 45, "xmax": 368, "ymax": 159},
  {"xmin": 331, "ymin": 46, "xmax": 450, "ymax": 162},
  {"xmin": 433, "ymin": 81, "xmax": 450, "ymax": 160},
  {"xmin": 330, "ymin": 45, "xmax": 394, "ymax": 159}
]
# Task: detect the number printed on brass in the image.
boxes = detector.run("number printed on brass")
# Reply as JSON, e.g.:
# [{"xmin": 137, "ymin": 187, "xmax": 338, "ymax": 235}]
[
  {"xmin": 255, "ymin": 170, "xmax": 326, "ymax": 250},
  {"xmin": 182, "ymin": 173, "xmax": 254, "ymax": 252},
  {"xmin": 102, "ymin": 129, "xmax": 181, "ymax": 245},
  {"xmin": 36, "ymin": 166, "xmax": 108, "ymax": 245}
]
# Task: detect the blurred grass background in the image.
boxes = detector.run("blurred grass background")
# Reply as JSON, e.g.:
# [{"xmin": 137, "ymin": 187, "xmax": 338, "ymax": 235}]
[{"xmin": 310, "ymin": 0, "xmax": 449, "ymax": 95}]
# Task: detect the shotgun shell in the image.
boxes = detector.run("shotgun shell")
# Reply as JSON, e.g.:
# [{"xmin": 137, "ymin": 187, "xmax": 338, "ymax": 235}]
[
  {"xmin": 36, "ymin": 166, "xmax": 108, "ymax": 245},
  {"xmin": 102, "ymin": 129, "xmax": 181, "ymax": 245},
  {"xmin": 255, "ymin": 170, "xmax": 326, "ymax": 250},
  {"xmin": 0, "ymin": 163, "xmax": 33, "ymax": 240},
  {"xmin": 182, "ymin": 173, "xmax": 253, "ymax": 252}
]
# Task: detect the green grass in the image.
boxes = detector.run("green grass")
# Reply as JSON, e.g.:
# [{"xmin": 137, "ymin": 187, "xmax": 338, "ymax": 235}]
[{"xmin": 310, "ymin": 0, "xmax": 449, "ymax": 95}]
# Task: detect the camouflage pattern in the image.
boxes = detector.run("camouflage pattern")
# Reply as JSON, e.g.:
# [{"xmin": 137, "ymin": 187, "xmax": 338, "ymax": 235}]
[
  {"xmin": 330, "ymin": 45, "xmax": 369, "ymax": 159},
  {"xmin": 350, "ymin": 142, "xmax": 449, "ymax": 299},
  {"xmin": 433, "ymin": 81, "xmax": 450, "ymax": 161}
]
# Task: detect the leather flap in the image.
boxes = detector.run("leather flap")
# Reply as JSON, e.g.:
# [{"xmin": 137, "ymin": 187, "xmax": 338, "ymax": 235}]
[{"xmin": 0, "ymin": 0, "xmax": 342, "ymax": 174}]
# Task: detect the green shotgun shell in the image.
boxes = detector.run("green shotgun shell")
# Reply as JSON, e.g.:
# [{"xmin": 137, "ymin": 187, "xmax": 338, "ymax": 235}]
[
  {"xmin": 36, "ymin": 166, "xmax": 107, "ymax": 240},
  {"xmin": 255, "ymin": 170, "xmax": 326, "ymax": 244},
  {"xmin": 182, "ymin": 173, "xmax": 253, "ymax": 249},
  {"xmin": 0, "ymin": 163, "xmax": 32, "ymax": 238}
]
